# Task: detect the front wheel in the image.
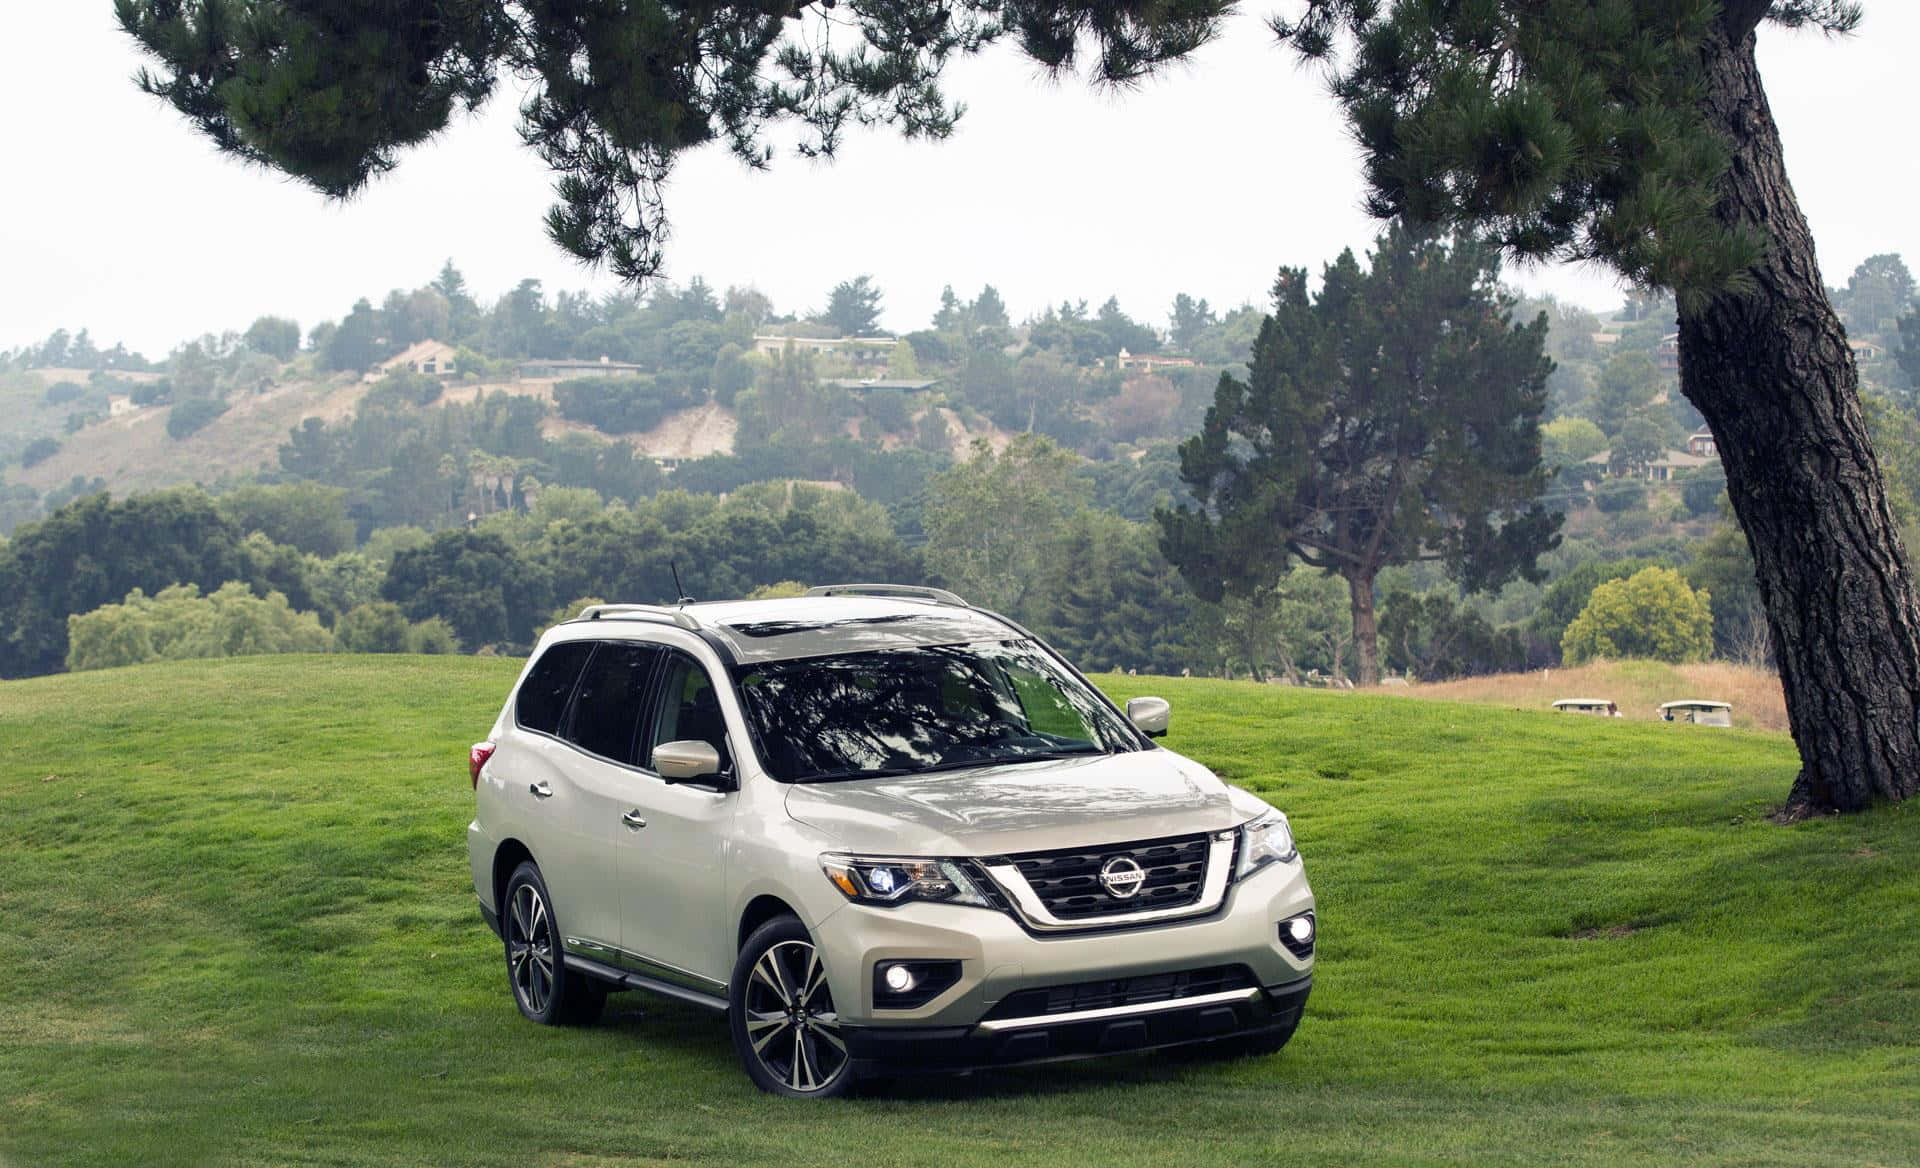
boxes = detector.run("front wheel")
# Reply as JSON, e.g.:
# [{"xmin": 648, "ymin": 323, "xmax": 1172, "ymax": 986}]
[{"xmin": 729, "ymin": 916, "xmax": 855, "ymax": 1098}]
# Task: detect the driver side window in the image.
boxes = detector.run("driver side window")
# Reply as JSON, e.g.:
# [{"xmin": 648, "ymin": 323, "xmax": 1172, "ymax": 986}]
[{"xmin": 651, "ymin": 653, "xmax": 733, "ymax": 775}]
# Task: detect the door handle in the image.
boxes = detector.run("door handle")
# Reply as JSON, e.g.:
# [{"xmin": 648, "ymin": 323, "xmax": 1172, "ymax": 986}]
[
  {"xmin": 621, "ymin": 810, "xmax": 648, "ymax": 830},
  {"xmin": 529, "ymin": 782, "xmax": 553, "ymax": 799}
]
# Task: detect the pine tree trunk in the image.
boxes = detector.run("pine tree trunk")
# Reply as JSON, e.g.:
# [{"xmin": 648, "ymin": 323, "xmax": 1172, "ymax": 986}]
[
  {"xmin": 1678, "ymin": 23, "xmax": 1920, "ymax": 813},
  {"xmin": 1345, "ymin": 568, "xmax": 1380, "ymax": 686}
]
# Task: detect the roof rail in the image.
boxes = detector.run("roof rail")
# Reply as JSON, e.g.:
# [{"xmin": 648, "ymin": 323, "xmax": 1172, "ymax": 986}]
[
  {"xmin": 804, "ymin": 583, "xmax": 969, "ymax": 608},
  {"xmin": 575, "ymin": 603, "xmax": 702, "ymax": 631}
]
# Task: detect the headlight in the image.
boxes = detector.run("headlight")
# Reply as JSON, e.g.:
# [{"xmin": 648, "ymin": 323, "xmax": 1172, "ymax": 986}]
[
  {"xmin": 1237, "ymin": 810, "xmax": 1297, "ymax": 878},
  {"xmin": 820, "ymin": 854, "xmax": 990, "ymax": 908}
]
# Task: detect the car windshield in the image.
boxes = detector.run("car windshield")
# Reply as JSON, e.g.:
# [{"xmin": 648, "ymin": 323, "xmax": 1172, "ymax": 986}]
[{"xmin": 730, "ymin": 639, "xmax": 1140, "ymax": 783}]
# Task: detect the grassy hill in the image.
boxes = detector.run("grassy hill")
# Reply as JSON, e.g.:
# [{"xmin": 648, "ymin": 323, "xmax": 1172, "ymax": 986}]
[{"xmin": 2, "ymin": 658, "xmax": 1915, "ymax": 1167}]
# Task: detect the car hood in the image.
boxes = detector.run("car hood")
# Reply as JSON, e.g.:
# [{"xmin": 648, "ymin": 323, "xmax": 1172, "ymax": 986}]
[{"xmin": 782, "ymin": 749, "xmax": 1262, "ymax": 856}]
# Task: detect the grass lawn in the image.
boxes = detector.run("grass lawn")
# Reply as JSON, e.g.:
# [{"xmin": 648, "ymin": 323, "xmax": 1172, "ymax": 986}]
[{"xmin": 2, "ymin": 656, "xmax": 1916, "ymax": 1167}]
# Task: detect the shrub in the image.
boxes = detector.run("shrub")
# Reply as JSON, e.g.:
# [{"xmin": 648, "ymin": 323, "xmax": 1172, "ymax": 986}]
[
  {"xmin": 1562, "ymin": 567, "xmax": 1713, "ymax": 665},
  {"xmin": 66, "ymin": 582, "xmax": 332, "ymax": 671},
  {"xmin": 20, "ymin": 436, "xmax": 60, "ymax": 467},
  {"xmin": 1679, "ymin": 469, "xmax": 1724, "ymax": 516},
  {"xmin": 1593, "ymin": 477, "xmax": 1646, "ymax": 512},
  {"xmin": 130, "ymin": 381, "xmax": 172, "ymax": 406},
  {"xmin": 167, "ymin": 397, "xmax": 229, "ymax": 439},
  {"xmin": 363, "ymin": 370, "xmax": 443, "ymax": 408},
  {"xmin": 552, "ymin": 375, "xmax": 702, "ymax": 433},
  {"xmin": 407, "ymin": 617, "xmax": 460, "ymax": 655},
  {"xmin": 333, "ymin": 602, "xmax": 413, "ymax": 653}
]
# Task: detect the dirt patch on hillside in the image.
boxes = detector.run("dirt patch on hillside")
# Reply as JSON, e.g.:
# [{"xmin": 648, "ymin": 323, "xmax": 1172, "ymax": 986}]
[
  {"xmin": 15, "ymin": 376, "xmax": 362, "ymax": 494},
  {"xmin": 1392, "ymin": 660, "xmax": 1788, "ymax": 732},
  {"xmin": 626, "ymin": 401, "xmax": 738, "ymax": 459}
]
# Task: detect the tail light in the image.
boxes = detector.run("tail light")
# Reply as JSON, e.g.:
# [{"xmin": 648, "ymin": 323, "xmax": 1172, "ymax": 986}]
[{"xmin": 469, "ymin": 741, "xmax": 496, "ymax": 788}]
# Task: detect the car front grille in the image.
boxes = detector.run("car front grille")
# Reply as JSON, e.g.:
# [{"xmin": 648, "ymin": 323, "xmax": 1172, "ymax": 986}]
[
  {"xmin": 982, "ymin": 964, "xmax": 1256, "ymax": 1022},
  {"xmin": 1006, "ymin": 833, "xmax": 1210, "ymax": 919}
]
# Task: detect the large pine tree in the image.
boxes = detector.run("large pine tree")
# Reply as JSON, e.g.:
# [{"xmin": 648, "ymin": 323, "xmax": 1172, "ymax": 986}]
[
  {"xmin": 1157, "ymin": 223, "xmax": 1558, "ymax": 686},
  {"xmin": 1274, "ymin": 0, "xmax": 1910, "ymax": 814}
]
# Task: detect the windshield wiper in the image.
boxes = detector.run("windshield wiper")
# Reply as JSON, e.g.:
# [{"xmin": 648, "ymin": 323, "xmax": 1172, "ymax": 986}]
[
  {"xmin": 1000, "ymin": 748, "xmax": 1104, "ymax": 764},
  {"xmin": 793, "ymin": 748, "xmax": 1106, "ymax": 783}
]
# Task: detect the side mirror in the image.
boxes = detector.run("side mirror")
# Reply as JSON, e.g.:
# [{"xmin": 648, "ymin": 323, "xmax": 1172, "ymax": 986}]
[
  {"xmin": 1125, "ymin": 696, "xmax": 1170, "ymax": 739},
  {"xmin": 654, "ymin": 739, "xmax": 724, "ymax": 784}
]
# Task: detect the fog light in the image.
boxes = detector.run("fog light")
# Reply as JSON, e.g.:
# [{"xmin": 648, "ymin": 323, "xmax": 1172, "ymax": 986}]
[
  {"xmin": 1279, "ymin": 911, "xmax": 1316, "ymax": 960},
  {"xmin": 872, "ymin": 959, "xmax": 961, "ymax": 1008}
]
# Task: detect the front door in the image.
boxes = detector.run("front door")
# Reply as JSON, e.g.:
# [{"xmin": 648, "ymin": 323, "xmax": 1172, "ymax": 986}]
[{"xmin": 617, "ymin": 650, "xmax": 738, "ymax": 990}]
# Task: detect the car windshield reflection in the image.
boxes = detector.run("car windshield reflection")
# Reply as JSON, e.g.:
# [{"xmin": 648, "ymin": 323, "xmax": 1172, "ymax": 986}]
[{"xmin": 731, "ymin": 640, "xmax": 1136, "ymax": 783}]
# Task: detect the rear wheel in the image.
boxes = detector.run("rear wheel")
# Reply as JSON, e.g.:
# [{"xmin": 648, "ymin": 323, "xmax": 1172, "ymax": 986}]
[
  {"xmin": 729, "ymin": 916, "xmax": 855, "ymax": 1098},
  {"xmin": 502, "ymin": 861, "xmax": 605, "ymax": 1026}
]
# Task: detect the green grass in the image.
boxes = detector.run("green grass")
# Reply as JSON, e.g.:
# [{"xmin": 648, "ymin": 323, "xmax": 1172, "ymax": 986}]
[{"xmin": 3, "ymin": 657, "xmax": 1916, "ymax": 1167}]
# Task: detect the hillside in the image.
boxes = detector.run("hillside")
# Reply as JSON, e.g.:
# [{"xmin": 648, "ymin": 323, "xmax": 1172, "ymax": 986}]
[
  {"xmin": 3, "ymin": 657, "xmax": 1914, "ymax": 1166},
  {"xmin": 12, "ymin": 370, "xmax": 366, "ymax": 494},
  {"xmin": 5, "ymin": 364, "xmax": 1020, "ymax": 500}
]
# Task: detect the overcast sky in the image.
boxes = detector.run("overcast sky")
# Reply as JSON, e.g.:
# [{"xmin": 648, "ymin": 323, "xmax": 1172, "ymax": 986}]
[{"xmin": 3, "ymin": 5, "xmax": 1913, "ymax": 357}]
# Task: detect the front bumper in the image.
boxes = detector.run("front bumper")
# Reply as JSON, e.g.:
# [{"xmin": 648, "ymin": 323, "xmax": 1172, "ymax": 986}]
[
  {"xmin": 843, "ymin": 974, "xmax": 1310, "ymax": 1072},
  {"xmin": 810, "ymin": 853, "xmax": 1314, "ymax": 1029}
]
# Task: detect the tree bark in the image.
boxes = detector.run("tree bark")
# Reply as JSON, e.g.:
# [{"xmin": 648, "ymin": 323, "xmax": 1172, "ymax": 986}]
[
  {"xmin": 1678, "ymin": 24, "xmax": 1920, "ymax": 813},
  {"xmin": 1345, "ymin": 567, "xmax": 1380, "ymax": 686}
]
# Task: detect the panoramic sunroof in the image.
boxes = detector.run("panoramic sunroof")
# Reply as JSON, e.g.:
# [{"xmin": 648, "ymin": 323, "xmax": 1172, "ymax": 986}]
[{"xmin": 724, "ymin": 614, "xmax": 932, "ymax": 638}]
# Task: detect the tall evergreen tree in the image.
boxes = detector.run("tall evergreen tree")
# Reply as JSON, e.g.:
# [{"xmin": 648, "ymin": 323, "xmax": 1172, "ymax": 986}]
[
  {"xmin": 819, "ymin": 276, "xmax": 886, "ymax": 338},
  {"xmin": 322, "ymin": 298, "xmax": 385, "ymax": 373},
  {"xmin": 972, "ymin": 285, "xmax": 1011, "ymax": 331},
  {"xmin": 1157, "ymin": 224, "xmax": 1559, "ymax": 685},
  {"xmin": 1276, "ymin": 0, "xmax": 1912, "ymax": 814}
]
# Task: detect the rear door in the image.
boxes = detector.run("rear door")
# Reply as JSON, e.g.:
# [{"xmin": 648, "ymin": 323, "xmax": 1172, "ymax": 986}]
[
  {"xmin": 493, "ymin": 640, "xmax": 601, "ymax": 932},
  {"xmin": 550, "ymin": 639, "xmax": 666, "ymax": 955}
]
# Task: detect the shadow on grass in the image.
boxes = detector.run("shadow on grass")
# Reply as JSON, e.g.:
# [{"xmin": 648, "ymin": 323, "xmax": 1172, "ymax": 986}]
[{"xmin": 594, "ymin": 994, "xmax": 1235, "ymax": 1102}]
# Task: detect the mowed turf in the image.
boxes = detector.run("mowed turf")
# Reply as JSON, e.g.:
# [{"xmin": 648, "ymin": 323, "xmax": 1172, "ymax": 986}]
[{"xmin": 2, "ymin": 656, "xmax": 1916, "ymax": 1168}]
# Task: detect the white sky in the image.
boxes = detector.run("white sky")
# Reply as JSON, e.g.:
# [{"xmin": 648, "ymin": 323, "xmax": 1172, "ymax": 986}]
[{"xmin": 3, "ymin": 5, "xmax": 1913, "ymax": 357}]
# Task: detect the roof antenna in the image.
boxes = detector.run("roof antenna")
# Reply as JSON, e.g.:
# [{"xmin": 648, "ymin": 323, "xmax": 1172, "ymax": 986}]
[{"xmin": 670, "ymin": 560, "xmax": 695, "ymax": 606}]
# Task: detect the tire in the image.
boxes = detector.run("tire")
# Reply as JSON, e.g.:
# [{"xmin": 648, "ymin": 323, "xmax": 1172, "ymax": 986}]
[
  {"xmin": 728, "ymin": 915, "xmax": 856, "ymax": 1098},
  {"xmin": 501, "ymin": 861, "xmax": 605, "ymax": 1026}
]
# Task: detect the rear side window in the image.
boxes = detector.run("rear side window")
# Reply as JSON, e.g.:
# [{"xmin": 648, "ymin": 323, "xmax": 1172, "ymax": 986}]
[
  {"xmin": 516, "ymin": 641, "xmax": 596, "ymax": 735},
  {"xmin": 565, "ymin": 642, "xmax": 666, "ymax": 767}
]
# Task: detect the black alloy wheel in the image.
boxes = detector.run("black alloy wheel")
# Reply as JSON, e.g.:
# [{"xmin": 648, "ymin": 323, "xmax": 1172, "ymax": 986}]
[
  {"xmin": 502, "ymin": 861, "xmax": 605, "ymax": 1026},
  {"xmin": 729, "ymin": 916, "xmax": 854, "ymax": 1097}
]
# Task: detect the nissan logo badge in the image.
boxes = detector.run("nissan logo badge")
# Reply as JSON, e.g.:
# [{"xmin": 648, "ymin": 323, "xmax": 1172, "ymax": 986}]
[{"xmin": 1099, "ymin": 856, "xmax": 1147, "ymax": 899}]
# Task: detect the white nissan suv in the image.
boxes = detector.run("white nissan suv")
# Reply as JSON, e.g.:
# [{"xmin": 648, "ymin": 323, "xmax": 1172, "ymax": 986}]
[{"xmin": 467, "ymin": 585, "xmax": 1315, "ymax": 1097}]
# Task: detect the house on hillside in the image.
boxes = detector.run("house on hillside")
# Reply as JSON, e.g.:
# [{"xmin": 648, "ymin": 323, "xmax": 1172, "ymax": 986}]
[
  {"xmin": 1115, "ymin": 349, "xmax": 1197, "ymax": 373},
  {"xmin": 1687, "ymin": 427, "xmax": 1717, "ymax": 457},
  {"xmin": 519, "ymin": 355, "xmax": 645, "ymax": 379},
  {"xmin": 1851, "ymin": 339, "xmax": 1883, "ymax": 363},
  {"xmin": 751, "ymin": 335, "xmax": 896, "ymax": 363},
  {"xmin": 368, "ymin": 339, "xmax": 460, "ymax": 381},
  {"xmin": 1584, "ymin": 445, "xmax": 1718, "ymax": 483},
  {"xmin": 1657, "ymin": 332, "xmax": 1680, "ymax": 374},
  {"xmin": 108, "ymin": 394, "xmax": 133, "ymax": 417}
]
